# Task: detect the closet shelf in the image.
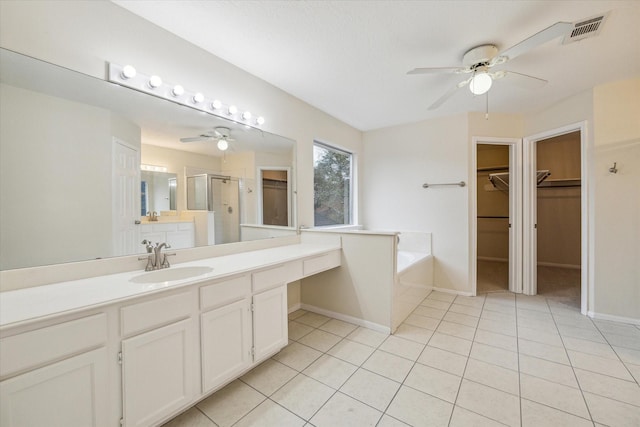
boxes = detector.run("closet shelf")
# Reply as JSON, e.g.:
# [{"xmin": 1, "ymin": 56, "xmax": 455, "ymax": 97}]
[
  {"xmin": 537, "ymin": 178, "xmax": 581, "ymax": 188},
  {"xmin": 488, "ymin": 170, "xmax": 551, "ymax": 191}
]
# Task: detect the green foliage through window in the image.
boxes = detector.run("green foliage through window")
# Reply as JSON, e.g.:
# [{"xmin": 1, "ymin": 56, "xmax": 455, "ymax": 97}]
[{"xmin": 313, "ymin": 142, "xmax": 352, "ymax": 226}]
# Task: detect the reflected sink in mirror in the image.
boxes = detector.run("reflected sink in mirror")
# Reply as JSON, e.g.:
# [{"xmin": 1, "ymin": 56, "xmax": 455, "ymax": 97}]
[{"xmin": 129, "ymin": 266, "xmax": 213, "ymax": 284}]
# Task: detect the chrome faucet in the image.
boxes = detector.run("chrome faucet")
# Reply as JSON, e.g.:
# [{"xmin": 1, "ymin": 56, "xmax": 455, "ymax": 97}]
[
  {"xmin": 138, "ymin": 241, "xmax": 175, "ymax": 271},
  {"xmin": 147, "ymin": 211, "xmax": 159, "ymax": 222},
  {"xmin": 154, "ymin": 242, "xmax": 173, "ymax": 268}
]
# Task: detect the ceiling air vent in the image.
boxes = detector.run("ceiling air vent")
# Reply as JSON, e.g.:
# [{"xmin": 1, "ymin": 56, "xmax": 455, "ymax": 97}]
[{"xmin": 563, "ymin": 12, "xmax": 609, "ymax": 44}]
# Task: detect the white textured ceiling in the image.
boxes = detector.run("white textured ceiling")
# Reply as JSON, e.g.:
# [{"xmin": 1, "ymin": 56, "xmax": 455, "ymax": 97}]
[{"xmin": 113, "ymin": 0, "xmax": 640, "ymax": 131}]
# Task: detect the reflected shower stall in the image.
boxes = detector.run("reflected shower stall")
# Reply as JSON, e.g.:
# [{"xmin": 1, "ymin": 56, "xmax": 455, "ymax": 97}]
[{"xmin": 187, "ymin": 174, "xmax": 241, "ymax": 245}]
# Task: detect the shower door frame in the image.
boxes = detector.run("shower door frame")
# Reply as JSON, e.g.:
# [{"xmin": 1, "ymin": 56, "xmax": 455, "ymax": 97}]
[{"xmin": 471, "ymin": 137, "xmax": 523, "ymax": 296}]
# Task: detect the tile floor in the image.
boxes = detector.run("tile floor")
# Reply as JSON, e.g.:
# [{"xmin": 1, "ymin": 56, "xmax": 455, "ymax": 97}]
[{"xmin": 163, "ymin": 291, "xmax": 640, "ymax": 427}]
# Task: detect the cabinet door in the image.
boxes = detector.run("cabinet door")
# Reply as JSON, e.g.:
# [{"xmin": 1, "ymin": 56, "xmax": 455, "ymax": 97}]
[
  {"xmin": 253, "ymin": 285, "xmax": 288, "ymax": 362},
  {"xmin": 201, "ymin": 299, "xmax": 252, "ymax": 393},
  {"xmin": 166, "ymin": 229, "xmax": 194, "ymax": 249},
  {"xmin": 121, "ymin": 318, "xmax": 196, "ymax": 427},
  {"xmin": 0, "ymin": 347, "xmax": 108, "ymax": 427}
]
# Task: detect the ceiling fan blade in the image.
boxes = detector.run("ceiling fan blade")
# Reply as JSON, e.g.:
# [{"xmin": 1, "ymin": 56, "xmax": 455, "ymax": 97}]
[
  {"xmin": 428, "ymin": 78, "xmax": 470, "ymax": 110},
  {"xmin": 180, "ymin": 136, "xmax": 213, "ymax": 143},
  {"xmin": 500, "ymin": 70, "xmax": 548, "ymax": 89},
  {"xmin": 499, "ymin": 21, "xmax": 573, "ymax": 61},
  {"xmin": 407, "ymin": 67, "xmax": 463, "ymax": 75}
]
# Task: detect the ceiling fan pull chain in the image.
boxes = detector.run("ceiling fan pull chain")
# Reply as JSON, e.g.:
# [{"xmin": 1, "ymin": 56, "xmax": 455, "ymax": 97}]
[{"xmin": 485, "ymin": 91, "xmax": 489, "ymax": 120}]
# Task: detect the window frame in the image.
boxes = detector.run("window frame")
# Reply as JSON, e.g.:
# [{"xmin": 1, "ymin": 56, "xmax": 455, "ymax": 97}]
[{"xmin": 312, "ymin": 140, "xmax": 354, "ymax": 227}]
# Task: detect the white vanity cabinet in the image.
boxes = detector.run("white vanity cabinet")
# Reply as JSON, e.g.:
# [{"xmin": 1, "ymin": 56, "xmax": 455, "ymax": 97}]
[
  {"xmin": 200, "ymin": 274, "xmax": 253, "ymax": 393},
  {"xmin": 199, "ymin": 268, "xmax": 288, "ymax": 394},
  {"xmin": 120, "ymin": 291, "xmax": 199, "ymax": 427},
  {"xmin": 0, "ymin": 243, "xmax": 342, "ymax": 426},
  {"xmin": 0, "ymin": 314, "xmax": 110, "ymax": 427},
  {"xmin": 252, "ymin": 265, "xmax": 289, "ymax": 362},
  {"xmin": 139, "ymin": 221, "xmax": 195, "ymax": 251}
]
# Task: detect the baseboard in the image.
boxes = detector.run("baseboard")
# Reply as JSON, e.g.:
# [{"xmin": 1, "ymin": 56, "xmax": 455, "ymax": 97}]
[
  {"xmin": 299, "ymin": 303, "xmax": 391, "ymax": 335},
  {"xmin": 432, "ymin": 286, "xmax": 474, "ymax": 297},
  {"xmin": 288, "ymin": 303, "xmax": 302, "ymax": 314},
  {"xmin": 587, "ymin": 311, "xmax": 640, "ymax": 326}
]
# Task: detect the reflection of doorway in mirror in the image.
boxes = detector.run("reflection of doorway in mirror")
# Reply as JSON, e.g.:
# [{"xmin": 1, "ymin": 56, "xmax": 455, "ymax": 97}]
[
  {"xmin": 260, "ymin": 169, "xmax": 289, "ymax": 226},
  {"xmin": 210, "ymin": 176, "xmax": 240, "ymax": 244},
  {"xmin": 141, "ymin": 181, "xmax": 148, "ymax": 216},
  {"xmin": 112, "ymin": 139, "xmax": 140, "ymax": 257},
  {"xmin": 168, "ymin": 178, "xmax": 177, "ymax": 210}
]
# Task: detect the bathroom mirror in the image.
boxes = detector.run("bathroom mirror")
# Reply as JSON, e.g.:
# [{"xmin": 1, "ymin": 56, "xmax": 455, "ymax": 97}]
[
  {"xmin": 0, "ymin": 48, "xmax": 297, "ymax": 270},
  {"xmin": 141, "ymin": 170, "xmax": 178, "ymax": 214}
]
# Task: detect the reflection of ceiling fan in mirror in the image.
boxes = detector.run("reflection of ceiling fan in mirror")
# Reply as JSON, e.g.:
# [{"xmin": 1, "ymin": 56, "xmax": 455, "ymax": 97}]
[
  {"xmin": 408, "ymin": 14, "xmax": 607, "ymax": 110},
  {"xmin": 180, "ymin": 126, "xmax": 235, "ymax": 151}
]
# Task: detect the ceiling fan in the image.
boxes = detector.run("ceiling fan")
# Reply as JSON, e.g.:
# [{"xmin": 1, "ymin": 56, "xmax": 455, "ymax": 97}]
[
  {"xmin": 180, "ymin": 126, "xmax": 235, "ymax": 151},
  {"xmin": 408, "ymin": 21, "xmax": 575, "ymax": 110}
]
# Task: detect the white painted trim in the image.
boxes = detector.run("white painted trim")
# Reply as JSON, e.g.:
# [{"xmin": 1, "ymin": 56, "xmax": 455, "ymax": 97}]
[
  {"xmin": 299, "ymin": 303, "xmax": 390, "ymax": 335},
  {"xmin": 287, "ymin": 303, "xmax": 302, "ymax": 314},
  {"xmin": 523, "ymin": 121, "xmax": 589, "ymax": 316},
  {"xmin": 588, "ymin": 311, "xmax": 640, "ymax": 326},
  {"xmin": 471, "ymin": 137, "xmax": 522, "ymax": 297},
  {"xmin": 431, "ymin": 287, "xmax": 475, "ymax": 297}
]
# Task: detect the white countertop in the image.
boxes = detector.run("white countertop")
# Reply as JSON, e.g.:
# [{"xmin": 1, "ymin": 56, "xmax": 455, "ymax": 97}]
[{"xmin": 0, "ymin": 242, "xmax": 340, "ymax": 328}]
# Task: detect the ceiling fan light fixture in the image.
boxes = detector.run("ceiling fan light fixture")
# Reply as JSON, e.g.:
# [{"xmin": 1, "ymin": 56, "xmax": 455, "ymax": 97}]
[
  {"xmin": 469, "ymin": 72, "xmax": 492, "ymax": 95},
  {"xmin": 217, "ymin": 138, "xmax": 229, "ymax": 151}
]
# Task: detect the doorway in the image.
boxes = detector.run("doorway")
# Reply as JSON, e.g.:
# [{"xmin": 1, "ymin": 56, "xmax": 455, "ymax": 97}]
[
  {"xmin": 527, "ymin": 130, "xmax": 583, "ymax": 309},
  {"xmin": 472, "ymin": 137, "xmax": 522, "ymax": 296}
]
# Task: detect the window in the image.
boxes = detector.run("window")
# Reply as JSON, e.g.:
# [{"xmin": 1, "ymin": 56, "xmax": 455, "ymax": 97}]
[{"xmin": 313, "ymin": 141, "xmax": 353, "ymax": 226}]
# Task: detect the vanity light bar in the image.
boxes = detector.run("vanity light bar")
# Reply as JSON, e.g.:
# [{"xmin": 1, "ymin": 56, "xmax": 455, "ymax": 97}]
[
  {"xmin": 108, "ymin": 63, "xmax": 265, "ymax": 128},
  {"xmin": 141, "ymin": 164, "xmax": 168, "ymax": 173}
]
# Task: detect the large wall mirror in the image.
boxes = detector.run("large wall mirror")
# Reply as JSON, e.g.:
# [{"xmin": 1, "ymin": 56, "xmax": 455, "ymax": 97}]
[{"xmin": 0, "ymin": 48, "xmax": 297, "ymax": 270}]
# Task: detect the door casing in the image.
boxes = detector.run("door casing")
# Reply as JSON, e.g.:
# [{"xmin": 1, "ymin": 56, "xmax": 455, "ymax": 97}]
[
  {"xmin": 523, "ymin": 121, "xmax": 590, "ymax": 315},
  {"xmin": 471, "ymin": 137, "xmax": 522, "ymax": 296}
]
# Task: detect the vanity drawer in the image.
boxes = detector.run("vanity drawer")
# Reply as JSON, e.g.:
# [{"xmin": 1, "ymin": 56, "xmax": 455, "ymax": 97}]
[
  {"xmin": 252, "ymin": 264, "xmax": 288, "ymax": 293},
  {"xmin": 200, "ymin": 274, "xmax": 251, "ymax": 311},
  {"xmin": 0, "ymin": 313, "xmax": 107, "ymax": 378},
  {"xmin": 178, "ymin": 222, "xmax": 194, "ymax": 231},
  {"xmin": 303, "ymin": 250, "xmax": 341, "ymax": 277},
  {"xmin": 121, "ymin": 291, "xmax": 193, "ymax": 337}
]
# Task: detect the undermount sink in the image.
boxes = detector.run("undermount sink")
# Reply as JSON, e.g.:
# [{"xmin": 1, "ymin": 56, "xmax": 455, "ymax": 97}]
[{"xmin": 130, "ymin": 266, "xmax": 214, "ymax": 284}]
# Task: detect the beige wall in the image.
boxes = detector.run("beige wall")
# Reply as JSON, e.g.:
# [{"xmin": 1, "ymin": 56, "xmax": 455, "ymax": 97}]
[
  {"xmin": 592, "ymin": 78, "xmax": 640, "ymax": 320},
  {"xmin": 594, "ymin": 78, "xmax": 640, "ymax": 147},
  {"xmin": 362, "ymin": 114, "xmax": 471, "ymax": 291},
  {"xmin": 301, "ymin": 232, "xmax": 396, "ymax": 329}
]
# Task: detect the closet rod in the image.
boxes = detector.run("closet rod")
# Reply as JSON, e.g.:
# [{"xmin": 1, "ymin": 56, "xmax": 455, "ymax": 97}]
[{"xmin": 422, "ymin": 181, "xmax": 466, "ymax": 188}]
